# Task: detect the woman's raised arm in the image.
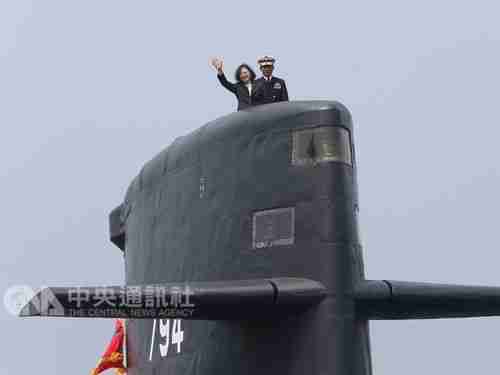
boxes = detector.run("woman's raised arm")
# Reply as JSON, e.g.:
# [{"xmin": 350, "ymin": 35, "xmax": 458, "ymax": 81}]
[{"xmin": 211, "ymin": 57, "xmax": 236, "ymax": 94}]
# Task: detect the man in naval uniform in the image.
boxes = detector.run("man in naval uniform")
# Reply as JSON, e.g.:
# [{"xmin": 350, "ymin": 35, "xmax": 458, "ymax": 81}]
[{"xmin": 255, "ymin": 56, "xmax": 289, "ymax": 105}]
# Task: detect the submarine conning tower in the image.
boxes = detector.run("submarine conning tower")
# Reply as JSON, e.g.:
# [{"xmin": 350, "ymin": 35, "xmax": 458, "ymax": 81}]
[
  {"xmin": 112, "ymin": 100, "xmax": 364, "ymax": 289},
  {"xmin": 110, "ymin": 100, "xmax": 371, "ymax": 375},
  {"xmin": 18, "ymin": 102, "xmax": 500, "ymax": 375}
]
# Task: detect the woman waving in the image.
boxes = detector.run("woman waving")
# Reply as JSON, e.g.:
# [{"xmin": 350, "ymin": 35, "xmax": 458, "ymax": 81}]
[{"xmin": 211, "ymin": 57, "xmax": 261, "ymax": 111}]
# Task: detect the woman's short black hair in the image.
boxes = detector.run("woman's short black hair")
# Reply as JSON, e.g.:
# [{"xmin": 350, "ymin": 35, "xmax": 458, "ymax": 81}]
[{"xmin": 234, "ymin": 63, "xmax": 256, "ymax": 82}]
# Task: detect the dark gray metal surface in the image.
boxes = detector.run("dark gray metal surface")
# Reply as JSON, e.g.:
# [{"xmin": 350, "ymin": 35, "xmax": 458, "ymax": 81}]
[
  {"xmin": 356, "ymin": 280, "xmax": 500, "ymax": 319},
  {"xmin": 20, "ymin": 100, "xmax": 500, "ymax": 374},
  {"xmin": 19, "ymin": 278, "xmax": 326, "ymax": 319},
  {"xmin": 122, "ymin": 101, "xmax": 367, "ymax": 375}
]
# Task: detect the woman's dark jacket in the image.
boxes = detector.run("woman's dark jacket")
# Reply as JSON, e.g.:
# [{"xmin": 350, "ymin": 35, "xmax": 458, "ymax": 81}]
[{"xmin": 217, "ymin": 73, "xmax": 262, "ymax": 111}]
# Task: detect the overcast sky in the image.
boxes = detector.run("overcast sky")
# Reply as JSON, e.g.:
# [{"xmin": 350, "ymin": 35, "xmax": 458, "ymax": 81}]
[{"xmin": 1, "ymin": 1, "xmax": 500, "ymax": 374}]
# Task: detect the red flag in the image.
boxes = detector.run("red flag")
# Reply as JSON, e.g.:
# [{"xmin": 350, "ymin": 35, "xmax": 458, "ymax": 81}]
[{"xmin": 91, "ymin": 319, "xmax": 126, "ymax": 375}]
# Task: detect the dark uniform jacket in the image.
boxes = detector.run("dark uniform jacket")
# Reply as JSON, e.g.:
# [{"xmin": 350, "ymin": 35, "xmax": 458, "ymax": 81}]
[
  {"xmin": 217, "ymin": 73, "xmax": 263, "ymax": 111},
  {"xmin": 254, "ymin": 76, "xmax": 289, "ymax": 105}
]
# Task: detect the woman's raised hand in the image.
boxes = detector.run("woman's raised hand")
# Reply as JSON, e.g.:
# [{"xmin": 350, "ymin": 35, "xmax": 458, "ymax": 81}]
[{"xmin": 210, "ymin": 57, "xmax": 224, "ymax": 74}]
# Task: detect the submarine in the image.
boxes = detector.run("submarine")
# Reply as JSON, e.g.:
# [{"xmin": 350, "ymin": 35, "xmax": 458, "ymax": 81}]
[{"xmin": 20, "ymin": 101, "xmax": 500, "ymax": 375}]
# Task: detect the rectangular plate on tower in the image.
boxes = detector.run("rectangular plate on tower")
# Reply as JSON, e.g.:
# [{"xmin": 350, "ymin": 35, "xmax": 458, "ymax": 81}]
[{"xmin": 252, "ymin": 207, "xmax": 295, "ymax": 249}]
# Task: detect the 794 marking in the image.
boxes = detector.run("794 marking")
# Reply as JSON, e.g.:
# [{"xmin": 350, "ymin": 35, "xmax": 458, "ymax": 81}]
[{"xmin": 149, "ymin": 319, "xmax": 185, "ymax": 361}]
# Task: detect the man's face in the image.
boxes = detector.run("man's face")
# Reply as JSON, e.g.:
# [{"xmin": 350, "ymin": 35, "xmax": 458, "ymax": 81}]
[{"xmin": 261, "ymin": 65, "xmax": 274, "ymax": 77}]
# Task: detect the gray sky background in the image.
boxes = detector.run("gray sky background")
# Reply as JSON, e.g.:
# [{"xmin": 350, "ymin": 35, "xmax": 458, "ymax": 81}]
[{"xmin": 1, "ymin": 1, "xmax": 500, "ymax": 374}]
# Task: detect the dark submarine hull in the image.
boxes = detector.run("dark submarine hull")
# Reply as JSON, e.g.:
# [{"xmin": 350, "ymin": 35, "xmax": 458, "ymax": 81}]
[
  {"xmin": 21, "ymin": 101, "xmax": 500, "ymax": 375},
  {"xmin": 122, "ymin": 101, "xmax": 369, "ymax": 375}
]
